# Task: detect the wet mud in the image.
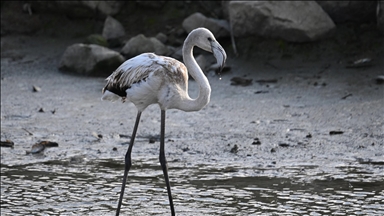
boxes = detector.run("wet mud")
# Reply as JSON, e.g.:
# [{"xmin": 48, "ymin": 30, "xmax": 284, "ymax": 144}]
[{"xmin": 1, "ymin": 35, "xmax": 383, "ymax": 215}]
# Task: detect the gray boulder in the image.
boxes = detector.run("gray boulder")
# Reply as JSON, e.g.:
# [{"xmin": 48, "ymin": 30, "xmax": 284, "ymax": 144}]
[
  {"xmin": 182, "ymin": 12, "xmax": 230, "ymax": 38},
  {"xmin": 229, "ymin": 1, "xmax": 336, "ymax": 42},
  {"xmin": 317, "ymin": 1, "xmax": 377, "ymax": 24},
  {"xmin": 85, "ymin": 34, "xmax": 109, "ymax": 47},
  {"xmin": 195, "ymin": 55, "xmax": 207, "ymax": 72},
  {"xmin": 32, "ymin": 1, "xmax": 124, "ymax": 18},
  {"xmin": 135, "ymin": 1, "xmax": 165, "ymax": 8},
  {"xmin": 102, "ymin": 16, "xmax": 125, "ymax": 47},
  {"xmin": 82, "ymin": 1, "xmax": 124, "ymax": 16},
  {"xmin": 121, "ymin": 34, "xmax": 169, "ymax": 58},
  {"xmin": 155, "ymin": 32, "xmax": 168, "ymax": 44},
  {"xmin": 59, "ymin": 43, "xmax": 125, "ymax": 76},
  {"xmin": 221, "ymin": 1, "xmax": 230, "ymax": 20},
  {"xmin": 102, "ymin": 16, "xmax": 125, "ymax": 40},
  {"xmin": 377, "ymin": 1, "xmax": 384, "ymax": 35}
]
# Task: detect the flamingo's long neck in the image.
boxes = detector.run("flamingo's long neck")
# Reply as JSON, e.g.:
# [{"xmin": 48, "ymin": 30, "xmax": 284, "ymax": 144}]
[{"xmin": 179, "ymin": 37, "xmax": 211, "ymax": 112}]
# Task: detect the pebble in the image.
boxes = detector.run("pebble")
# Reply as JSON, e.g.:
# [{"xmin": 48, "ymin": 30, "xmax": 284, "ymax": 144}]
[
  {"xmin": 0, "ymin": 140, "xmax": 14, "ymax": 148},
  {"xmin": 149, "ymin": 137, "xmax": 157, "ymax": 143},
  {"xmin": 230, "ymin": 77, "xmax": 252, "ymax": 86},
  {"xmin": 230, "ymin": 144, "xmax": 239, "ymax": 153},
  {"xmin": 329, "ymin": 131, "xmax": 344, "ymax": 135},
  {"xmin": 278, "ymin": 142, "xmax": 290, "ymax": 147},
  {"xmin": 26, "ymin": 141, "xmax": 58, "ymax": 154},
  {"xmin": 252, "ymin": 138, "xmax": 261, "ymax": 145},
  {"xmin": 32, "ymin": 85, "xmax": 41, "ymax": 92},
  {"xmin": 376, "ymin": 75, "xmax": 384, "ymax": 84},
  {"xmin": 346, "ymin": 58, "xmax": 372, "ymax": 68}
]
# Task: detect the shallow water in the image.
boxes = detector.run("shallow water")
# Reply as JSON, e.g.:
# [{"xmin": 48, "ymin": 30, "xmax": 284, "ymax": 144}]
[
  {"xmin": 1, "ymin": 34, "xmax": 384, "ymax": 215},
  {"xmin": 1, "ymin": 157, "xmax": 383, "ymax": 216}
]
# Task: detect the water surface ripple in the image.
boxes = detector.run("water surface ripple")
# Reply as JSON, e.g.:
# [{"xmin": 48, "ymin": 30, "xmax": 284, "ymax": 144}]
[{"xmin": 1, "ymin": 158, "xmax": 383, "ymax": 215}]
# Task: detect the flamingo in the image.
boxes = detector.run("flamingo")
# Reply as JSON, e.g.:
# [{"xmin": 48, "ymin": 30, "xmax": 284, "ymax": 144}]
[{"xmin": 101, "ymin": 27, "xmax": 227, "ymax": 216}]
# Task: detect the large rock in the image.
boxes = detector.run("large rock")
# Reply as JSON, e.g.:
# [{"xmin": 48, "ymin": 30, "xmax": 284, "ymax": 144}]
[
  {"xmin": 59, "ymin": 43, "xmax": 125, "ymax": 76},
  {"xmin": 32, "ymin": 1, "xmax": 124, "ymax": 18},
  {"xmin": 85, "ymin": 34, "xmax": 109, "ymax": 47},
  {"xmin": 135, "ymin": 1, "xmax": 166, "ymax": 8},
  {"xmin": 102, "ymin": 16, "xmax": 125, "ymax": 47},
  {"xmin": 121, "ymin": 34, "xmax": 169, "ymax": 58},
  {"xmin": 377, "ymin": 1, "xmax": 384, "ymax": 35},
  {"xmin": 229, "ymin": 1, "xmax": 336, "ymax": 42},
  {"xmin": 316, "ymin": 1, "xmax": 377, "ymax": 24},
  {"xmin": 182, "ymin": 12, "xmax": 230, "ymax": 38},
  {"xmin": 195, "ymin": 55, "xmax": 207, "ymax": 72},
  {"xmin": 155, "ymin": 32, "xmax": 168, "ymax": 44},
  {"xmin": 82, "ymin": 1, "xmax": 123, "ymax": 16}
]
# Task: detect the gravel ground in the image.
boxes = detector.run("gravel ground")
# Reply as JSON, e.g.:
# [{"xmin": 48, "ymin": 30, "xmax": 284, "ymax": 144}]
[{"xmin": 1, "ymin": 32, "xmax": 383, "ymax": 182}]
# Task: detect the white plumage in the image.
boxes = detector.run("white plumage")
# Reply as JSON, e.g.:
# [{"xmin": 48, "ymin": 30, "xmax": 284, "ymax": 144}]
[
  {"xmin": 102, "ymin": 27, "xmax": 227, "ymax": 216},
  {"xmin": 102, "ymin": 28, "xmax": 226, "ymax": 112},
  {"xmin": 102, "ymin": 53, "xmax": 189, "ymax": 111}
]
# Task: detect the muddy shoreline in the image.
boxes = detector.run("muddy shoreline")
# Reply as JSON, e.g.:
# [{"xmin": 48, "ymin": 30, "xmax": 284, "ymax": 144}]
[
  {"xmin": 1, "ymin": 32, "xmax": 383, "ymax": 177},
  {"xmin": 1, "ymin": 33, "xmax": 384, "ymax": 215}
]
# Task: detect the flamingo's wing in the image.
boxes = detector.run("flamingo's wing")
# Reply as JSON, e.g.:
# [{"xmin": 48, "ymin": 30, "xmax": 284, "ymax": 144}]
[
  {"xmin": 102, "ymin": 53, "xmax": 161, "ymax": 98},
  {"xmin": 102, "ymin": 53, "xmax": 187, "ymax": 100}
]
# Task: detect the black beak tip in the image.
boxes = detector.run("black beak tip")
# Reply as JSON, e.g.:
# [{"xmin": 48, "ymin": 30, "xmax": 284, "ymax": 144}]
[{"xmin": 219, "ymin": 59, "xmax": 226, "ymax": 73}]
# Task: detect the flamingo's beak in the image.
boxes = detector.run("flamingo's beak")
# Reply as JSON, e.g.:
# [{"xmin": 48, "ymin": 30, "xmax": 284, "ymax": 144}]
[{"xmin": 211, "ymin": 41, "xmax": 227, "ymax": 73}]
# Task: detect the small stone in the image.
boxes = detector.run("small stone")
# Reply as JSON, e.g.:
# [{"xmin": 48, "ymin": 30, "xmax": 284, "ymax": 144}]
[
  {"xmin": 26, "ymin": 143, "xmax": 45, "ymax": 154},
  {"xmin": 376, "ymin": 75, "xmax": 384, "ymax": 84},
  {"xmin": 230, "ymin": 144, "xmax": 238, "ymax": 153},
  {"xmin": 40, "ymin": 141, "xmax": 58, "ymax": 147},
  {"xmin": 26, "ymin": 141, "xmax": 58, "ymax": 154},
  {"xmin": 92, "ymin": 132, "xmax": 102, "ymax": 139},
  {"xmin": 230, "ymin": 77, "xmax": 252, "ymax": 86},
  {"xmin": 255, "ymin": 79, "xmax": 278, "ymax": 84},
  {"xmin": 149, "ymin": 137, "xmax": 156, "ymax": 143},
  {"xmin": 278, "ymin": 142, "xmax": 290, "ymax": 147},
  {"xmin": 32, "ymin": 85, "xmax": 41, "ymax": 92},
  {"xmin": 0, "ymin": 140, "xmax": 14, "ymax": 148},
  {"xmin": 329, "ymin": 130, "xmax": 344, "ymax": 135},
  {"xmin": 341, "ymin": 94, "xmax": 352, "ymax": 100},
  {"xmin": 255, "ymin": 90, "xmax": 269, "ymax": 94},
  {"xmin": 252, "ymin": 138, "xmax": 261, "ymax": 145},
  {"xmin": 346, "ymin": 58, "xmax": 373, "ymax": 68},
  {"xmin": 70, "ymin": 155, "xmax": 85, "ymax": 163}
]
